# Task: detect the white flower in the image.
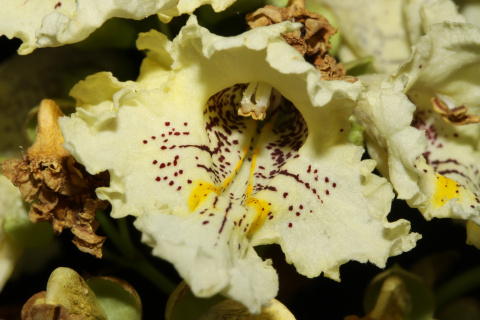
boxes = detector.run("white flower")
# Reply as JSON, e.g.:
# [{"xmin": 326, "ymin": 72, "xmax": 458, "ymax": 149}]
[{"xmin": 60, "ymin": 17, "xmax": 419, "ymax": 312}]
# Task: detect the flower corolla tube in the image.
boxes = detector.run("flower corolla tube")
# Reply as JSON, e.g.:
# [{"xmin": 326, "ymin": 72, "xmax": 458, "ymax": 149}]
[{"xmin": 59, "ymin": 17, "xmax": 419, "ymax": 313}]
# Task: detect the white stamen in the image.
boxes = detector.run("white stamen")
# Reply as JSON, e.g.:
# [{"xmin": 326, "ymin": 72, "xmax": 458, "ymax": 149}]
[{"xmin": 239, "ymin": 82, "xmax": 273, "ymax": 120}]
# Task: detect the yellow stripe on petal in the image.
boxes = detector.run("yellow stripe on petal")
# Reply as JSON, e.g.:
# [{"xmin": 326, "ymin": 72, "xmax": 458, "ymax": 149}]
[
  {"xmin": 222, "ymin": 143, "xmax": 250, "ymax": 189},
  {"xmin": 188, "ymin": 181, "xmax": 219, "ymax": 212},
  {"xmin": 246, "ymin": 147, "xmax": 260, "ymax": 198},
  {"xmin": 432, "ymin": 174, "xmax": 461, "ymax": 208},
  {"xmin": 245, "ymin": 197, "xmax": 270, "ymax": 234}
]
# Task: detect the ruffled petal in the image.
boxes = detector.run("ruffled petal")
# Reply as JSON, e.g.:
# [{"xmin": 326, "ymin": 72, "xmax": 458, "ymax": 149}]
[
  {"xmin": 0, "ymin": 0, "xmax": 234, "ymax": 55},
  {"xmin": 358, "ymin": 22, "xmax": 480, "ymax": 225},
  {"xmin": 60, "ymin": 17, "xmax": 418, "ymax": 312},
  {"xmin": 316, "ymin": 0, "xmax": 464, "ymax": 73}
]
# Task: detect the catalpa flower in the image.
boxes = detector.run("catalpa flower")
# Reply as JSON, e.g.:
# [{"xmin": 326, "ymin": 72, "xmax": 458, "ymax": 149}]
[
  {"xmin": 0, "ymin": 0, "xmax": 234, "ymax": 54},
  {"xmin": 59, "ymin": 17, "xmax": 419, "ymax": 312},
  {"xmin": 315, "ymin": 0, "xmax": 465, "ymax": 73},
  {"xmin": 356, "ymin": 21, "xmax": 480, "ymax": 234}
]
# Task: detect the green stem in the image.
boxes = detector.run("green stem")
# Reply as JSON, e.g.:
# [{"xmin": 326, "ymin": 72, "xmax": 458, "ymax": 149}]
[
  {"xmin": 96, "ymin": 211, "xmax": 129, "ymax": 256},
  {"xmin": 435, "ymin": 266, "xmax": 480, "ymax": 308},
  {"xmin": 103, "ymin": 248, "xmax": 176, "ymax": 295},
  {"xmin": 134, "ymin": 257, "xmax": 177, "ymax": 295},
  {"xmin": 118, "ymin": 217, "xmax": 136, "ymax": 257}
]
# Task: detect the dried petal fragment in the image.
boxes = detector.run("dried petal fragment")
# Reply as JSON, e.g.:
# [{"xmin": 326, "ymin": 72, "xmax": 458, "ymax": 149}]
[
  {"xmin": 1, "ymin": 99, "xmax": 109, "ymax": 257},
  {"xmin": 246, "ymin": 2, "xmax": 355, "ymax": 82}
]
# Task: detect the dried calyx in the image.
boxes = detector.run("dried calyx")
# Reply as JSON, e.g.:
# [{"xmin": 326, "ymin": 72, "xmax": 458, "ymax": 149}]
[
  {"xmin": 246, "ymin": 0, "xmax": 356, "ymax": 82},
  {"xmin": 1, "ymin": 99, "xmax": 109, "ymax": 258}
]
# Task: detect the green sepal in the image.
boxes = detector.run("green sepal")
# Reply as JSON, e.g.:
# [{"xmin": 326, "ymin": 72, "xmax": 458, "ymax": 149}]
[
  {"xmin": 165, "ymin": 281, "xmax": 224, "ymax": 320},
  {"xmin": 364, "ymin": 265, "xmax": 435, "ymax": 320},
  {"xmin": 344, "ymin": 56, "xmax": 375, "ymax": 76},
  {"xmin": 347, "ymin": 116, "xmax": 365, "ymax": 147},
  {"xmin": 87, "ymin": 277, "xmax": 142, "ymax": 320}
]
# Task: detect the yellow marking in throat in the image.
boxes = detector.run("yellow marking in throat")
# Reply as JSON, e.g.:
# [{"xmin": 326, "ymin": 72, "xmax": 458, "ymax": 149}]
[
  {"xmin": 246, "ymin": 147, "xmax": 260, "ymax": 198},
  {"xmin": 222, "ymin": 143, "xmax": 250, "ymax": 189},
  {"xmin": 188, "ymin": 181, "xmax": 220, "ymax": 212},
  {"xmin": 433, "ymin": 174, "xmax": 461, "ymax": 208},
  {"xmin": 245, "ymin": 197, "xmax": 270, "ymax": 234}
]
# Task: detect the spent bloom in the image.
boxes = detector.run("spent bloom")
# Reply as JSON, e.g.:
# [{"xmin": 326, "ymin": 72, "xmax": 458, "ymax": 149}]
[{"xmin": 59, "ymin": 16, "xmax": 419, "ymax": 312}]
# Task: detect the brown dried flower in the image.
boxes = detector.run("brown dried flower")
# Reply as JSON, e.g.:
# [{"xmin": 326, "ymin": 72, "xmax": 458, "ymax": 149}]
[
  {"xmin": 1, "ymin": 99, "xmax": 109, "ymax": 257},
  {"xmin": 246, "ymin": 0, "xmax": 356, "ymax": 82}
]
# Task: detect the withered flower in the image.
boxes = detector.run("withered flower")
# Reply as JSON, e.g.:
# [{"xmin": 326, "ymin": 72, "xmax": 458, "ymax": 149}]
[
  {"xmin": 1, "ymin": 99, "xmax": 109, "ymax": 257},
  {"xmin": 246, "ymin": 0, "xmax": 355, "ymax": 82}
]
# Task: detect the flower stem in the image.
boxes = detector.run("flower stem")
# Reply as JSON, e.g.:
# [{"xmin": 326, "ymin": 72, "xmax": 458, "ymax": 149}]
[
  {"xmin": 97, "ymin": 210, "xmax": 177, "ymax": 295},
  {"xmin": 435, "ymin": 266, "xmax": 480, "ymax": 308},
  {"xmin": 103, "ymin": 248, "xmax": 176, "ymax": 295},
  {"xmin": 96, "ymin": 210, "xmax": 130, "ymax": 256},
  {"xmin": 118, "ymin": 217, "xmax": 136, "ymax": 256}
]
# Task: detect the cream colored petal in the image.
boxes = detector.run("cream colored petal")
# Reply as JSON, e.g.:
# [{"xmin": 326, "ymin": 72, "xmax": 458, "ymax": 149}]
[
  {"xmin": 0, "ymin": 0, "xmax": 234, "ymax": 54},
  {"xmin": 466, "ymin": 220, "xmax": 480, "ymax": 249},
  {"xmin": 316, "ymin": 0, "xmax": 411, "ymax": 73},
  {"xmin": 315, "ymin": 0, "xmax": 464, "ymax": 73},
  {"xmin": 0, "ymin": 175, "xmax": 25, "ymax": 291},
  {"xmin": 459, "ymin": 1, "xmax": 480, "ymax": 26}
]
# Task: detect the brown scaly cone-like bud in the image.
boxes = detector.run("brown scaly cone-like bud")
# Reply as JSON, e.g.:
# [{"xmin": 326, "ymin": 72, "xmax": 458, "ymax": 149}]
[
  {"xmin": 1, "ymin": 99, "xmax": 109, "ymax": 258},
  {"xmin": 246, "ymin": 0, "xmax": 356, "ymax": 82}
]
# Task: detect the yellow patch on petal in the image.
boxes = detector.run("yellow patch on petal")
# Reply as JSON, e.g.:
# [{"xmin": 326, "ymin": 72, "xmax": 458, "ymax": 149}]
[
  {"xmin": 188, "ymin": 182, "xmax": 219, "ymax": 212},
  {"xmin": 222, "ymin": 143, "xmax": 250, "ymax": 189},
  {"xmin": 246, "ymin": 147, "xmax": 261, "ymax": 198},
  {"xmin": 245, "ymin": 197, "xmax": 271, "ymax": 234},
  {"xmin": 432, "ymin": 174, "xmax": 461, "ymax": 208}
]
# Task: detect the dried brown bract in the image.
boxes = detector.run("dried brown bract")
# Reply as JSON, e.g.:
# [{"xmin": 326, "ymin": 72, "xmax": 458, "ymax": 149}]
[
  {"xmin": 431, "ymin": 97, "xmax": 480, "ymax": 125},
  {"xmin": 246, "ymin": 0, "xmax": 356, "ymax": 82},
  {"xmin": 1, "ymin": 99, "xmax": 109, "ymax": 258}
]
